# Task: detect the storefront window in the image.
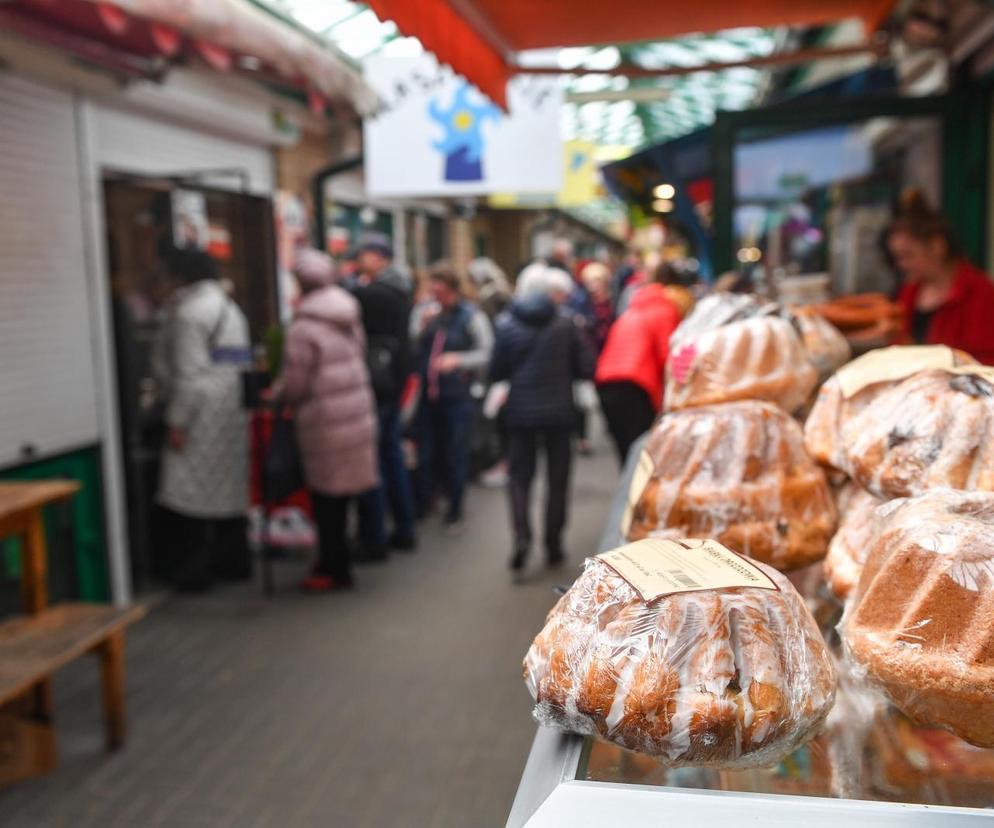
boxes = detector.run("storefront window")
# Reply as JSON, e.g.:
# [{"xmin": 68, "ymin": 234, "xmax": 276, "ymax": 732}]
[{"xmin": 732, "ymin": 116, "xmax": 943, "ymax": 295}]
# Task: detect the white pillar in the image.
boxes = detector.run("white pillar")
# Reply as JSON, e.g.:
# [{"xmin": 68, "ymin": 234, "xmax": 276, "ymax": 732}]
[{"xmin": 75, "ymin": 96, "xmax": 132, "ymax": 607}]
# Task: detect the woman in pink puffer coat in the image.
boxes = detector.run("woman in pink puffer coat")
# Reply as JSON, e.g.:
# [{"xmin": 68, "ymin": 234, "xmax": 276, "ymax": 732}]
[{"xmin": 280, "ymin": 249, "xmax": 378, "ymax": 591}]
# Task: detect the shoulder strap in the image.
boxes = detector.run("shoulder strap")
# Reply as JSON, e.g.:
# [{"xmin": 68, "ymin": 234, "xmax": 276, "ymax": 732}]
[{"xmin": 208, "ymin": 295, "xmax": 232, "ymax": 350}]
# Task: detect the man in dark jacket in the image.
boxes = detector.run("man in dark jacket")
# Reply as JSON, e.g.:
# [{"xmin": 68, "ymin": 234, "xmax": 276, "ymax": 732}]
[
  {"xmin": 411, "ymin": 262, "xmax": 493, "ymax": 531},
  {"xmin": 348, "ymin": 235, "xmax": 417, "ymax": 556},
  {"xmin": 491, "ymin": 265, "xmax": 595, "ymax": 573}
]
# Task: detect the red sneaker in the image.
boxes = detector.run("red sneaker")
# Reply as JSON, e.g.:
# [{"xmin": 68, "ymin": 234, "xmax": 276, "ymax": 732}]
[{"xmin": 299, "ymin": 573, "xmax": 354, "ymax": 592}]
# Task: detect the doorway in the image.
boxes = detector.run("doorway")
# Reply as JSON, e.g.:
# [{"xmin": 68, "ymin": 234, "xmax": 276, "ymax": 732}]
[{"xmin": 102, "ymin": 176, "xmax": 278, "ymax": 591}]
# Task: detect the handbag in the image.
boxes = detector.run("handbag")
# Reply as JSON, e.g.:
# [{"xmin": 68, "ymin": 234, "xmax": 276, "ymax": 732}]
[{"xmin": 263, "ymin": 407, "xmax": 304, "ymax": 504}]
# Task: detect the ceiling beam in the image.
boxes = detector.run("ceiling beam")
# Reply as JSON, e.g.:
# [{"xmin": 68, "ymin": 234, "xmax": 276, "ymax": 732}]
[
  {"xmin": 516, "ymin": 39, "xmax": 888, "ymax": 79},
  {"xmin": 566, "ymin": 87, "xmax": 671, "ymax": 104}
]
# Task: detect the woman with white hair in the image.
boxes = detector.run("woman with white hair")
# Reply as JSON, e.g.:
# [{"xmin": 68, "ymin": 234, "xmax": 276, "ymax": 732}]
[
  {"xmin": 278, "ymin": 249, "xmax": 379, "ymax": 592},
  {"xmin": 491, "ymin": 263, "xmax": 594, "ymax": 575}
]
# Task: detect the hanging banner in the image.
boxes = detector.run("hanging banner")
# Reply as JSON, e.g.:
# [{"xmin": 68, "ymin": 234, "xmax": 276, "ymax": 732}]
[
  {"xmin": 488, "ymin": 139, "xmax": 600, "ymax": 209},
  {"xmin": 363, "ymin": 54, "xmax": 562, "ymax": 197}
]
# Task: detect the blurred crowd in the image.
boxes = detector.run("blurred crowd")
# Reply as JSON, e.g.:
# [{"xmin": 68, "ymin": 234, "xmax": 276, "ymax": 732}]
[{"xmin": 152, "ymin": 233, "xmax": 702, "ymax": 593}]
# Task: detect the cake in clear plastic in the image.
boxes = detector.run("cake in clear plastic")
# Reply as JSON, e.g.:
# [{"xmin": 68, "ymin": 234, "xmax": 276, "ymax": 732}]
[
  {"xmin": 804, "ymin": 347, "xmax": 978, "ymax": 473},
  {"xmin": 666, "ymin": 315, "xmax": 817, "ymax": 413},
  {"xmin": 787, "ymin": 305, "xmax": 851, "ymax": 381},
  {"xmin": 837, "ymin": 369, "xmax": 994, "ymax": 498},
  {"xmin": 626, "ymin": 401, "xmax": 836, "ymax": 570},
  {"xmin": 524, "ymin": 548, "xmax": 837, "ymax": 768},
  {"xmin": 669, "ymin": 292, "xmax": 776, "ymax": 350},
  {"xmin": 842, "ymin": 489, "xmax": 994, "ymax": 747},
  {"xmin": 824, "ymin": 483, "xmax": 883, "ymax": 601}
]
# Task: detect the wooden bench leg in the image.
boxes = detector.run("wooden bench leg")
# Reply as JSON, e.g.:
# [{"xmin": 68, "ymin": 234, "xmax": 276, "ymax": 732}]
[
  {"xmin": 22, "ymin": 511, "xmax": 53, "ymax": 723},
  {"xmin": 98, "ymin": 631, "xmax": 126, "ymax": 750}
]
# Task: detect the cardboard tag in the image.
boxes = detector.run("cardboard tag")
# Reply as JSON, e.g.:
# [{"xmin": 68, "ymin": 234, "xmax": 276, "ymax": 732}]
[
  {"xmin": 835, "ymin": 345, "xmax": 955, "ymax": 398},
  {"xmin": 597, "ymin": 538, "xmax": 779, "ymax": 602},
  {"xmin": 619, "ymin": 449, "xmax": 654, "ymax": 538}
]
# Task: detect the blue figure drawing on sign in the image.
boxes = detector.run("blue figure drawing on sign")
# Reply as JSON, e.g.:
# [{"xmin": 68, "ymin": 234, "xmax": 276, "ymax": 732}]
[{"xmin": 428, "ymin": 81, "xmax": 500, "ymax": 182}]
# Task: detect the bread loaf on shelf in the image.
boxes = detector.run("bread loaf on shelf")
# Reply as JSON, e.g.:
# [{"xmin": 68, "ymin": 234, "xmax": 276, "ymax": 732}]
[
  {"xmin": 627, "ymin": 401, "xmax": 836, "ymax": 570},
  {"xmin": 843, "ymin": 489, "xmax": 994, "ymax": 747},
  {"xmin": 524, "ymin": 544, "xmax": 837, "ymax": 768}
]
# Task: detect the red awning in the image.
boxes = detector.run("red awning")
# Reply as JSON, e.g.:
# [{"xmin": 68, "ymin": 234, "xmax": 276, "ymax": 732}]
[{"xmin": 365, "ymin": 0, "xmax": 896, "ymax": 108}]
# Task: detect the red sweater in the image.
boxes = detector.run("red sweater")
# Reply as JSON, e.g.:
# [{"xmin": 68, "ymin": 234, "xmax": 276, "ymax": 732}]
[
  {"xmin": 595, "ymin": 284, "xmax": 680, "ymax": 409},
  {"xmin": 897, "ymin": 260, "xmax": 994, "ymax": 364}
]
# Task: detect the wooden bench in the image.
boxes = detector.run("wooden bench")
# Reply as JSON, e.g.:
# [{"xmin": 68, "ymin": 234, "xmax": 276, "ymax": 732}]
[{"xmin": 0, "ymin": 481, "xmax": 145, "ymax": 784}]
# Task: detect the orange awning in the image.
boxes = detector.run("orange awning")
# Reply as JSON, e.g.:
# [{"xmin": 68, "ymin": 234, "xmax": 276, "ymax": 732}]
[{"xmin": 365, "ymin": 0, "xmax": 895, "ymax": 107}]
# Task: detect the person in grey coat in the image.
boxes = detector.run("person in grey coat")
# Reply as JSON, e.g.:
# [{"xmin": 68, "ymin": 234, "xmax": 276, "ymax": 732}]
[{"xmin": 152, "ymin": 248, "xmax": 251, "ymax": 591}]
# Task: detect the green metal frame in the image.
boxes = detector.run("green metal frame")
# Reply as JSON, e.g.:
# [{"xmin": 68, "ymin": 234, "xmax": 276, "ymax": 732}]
[
  {"xmin": 711, "ymin": 93, "xmax": 974, "ymax": 274},
  {"xmin": 0, "ymin": 446, "xmax": 109, "ymax": 602}
]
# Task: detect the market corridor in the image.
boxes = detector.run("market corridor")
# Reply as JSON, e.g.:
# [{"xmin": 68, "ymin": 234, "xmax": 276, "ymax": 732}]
[{"xmin": 0, "ymin": 442, "xmax": 617, "ymax": 828}]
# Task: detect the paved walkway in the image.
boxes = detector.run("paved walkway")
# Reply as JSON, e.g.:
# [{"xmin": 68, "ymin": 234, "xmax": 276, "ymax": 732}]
[{"xmin": 0, "ymin": 439, "xmax": 618, "ymax": 827}]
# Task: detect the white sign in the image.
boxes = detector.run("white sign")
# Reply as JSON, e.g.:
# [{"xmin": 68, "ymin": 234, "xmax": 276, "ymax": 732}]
[{"xmin": 363, "ymin": 54, "xmax": 562, "ymax": 197}]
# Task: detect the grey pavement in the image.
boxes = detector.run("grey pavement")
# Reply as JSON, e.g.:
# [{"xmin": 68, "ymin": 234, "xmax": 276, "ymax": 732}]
[{"xmin": 0, "ymin": 439, "xmax": 618, "ymax": 827}]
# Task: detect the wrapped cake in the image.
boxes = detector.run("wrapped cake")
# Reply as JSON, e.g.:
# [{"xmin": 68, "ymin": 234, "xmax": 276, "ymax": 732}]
[
  {"xmin": 804, "ymin": 345, "xmax": 977, "ymax": 473},
  {"xmin": 843, "ymin": 489, "xmax": 994, "ymax": 746},
  {"xmin": 665, "ymin": 315, "xmax": 817, "ymax": 413},
  {"xmin": 824, "ymin": 483, "xmax": 883, "ymax": 601},
  {"xmin": 668, "ymin": 292, "xmax": 776, "ymax": 350},
  {"xmin": 787, "ymin": 305, "xmax": 851, "ymax": 382},
  {"xmin": 524, "ymin": 538, "xmax": 837, "ymax": 768},
  {"xmin": 625, "ymin": 401, "xmax": 836, "ymax": 570},
  {"xmin": 838, "ymin": 369, "xmax": 994, "ymax": 498}
]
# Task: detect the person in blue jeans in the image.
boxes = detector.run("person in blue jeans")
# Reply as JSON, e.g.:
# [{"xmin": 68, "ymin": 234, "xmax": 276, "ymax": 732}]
[
  {"xmin": 347, "ymin": 235, "xmax": 418, "ymax": 559},
  {"xmin": 411, "ymin": 262, "xmax": 493, "ymax": 532}
]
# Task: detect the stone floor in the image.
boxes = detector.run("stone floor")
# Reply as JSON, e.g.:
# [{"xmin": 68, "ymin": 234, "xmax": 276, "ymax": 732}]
[{"xmin": 0, "ymin": 439, "xmax": 618, "ymax": 827}]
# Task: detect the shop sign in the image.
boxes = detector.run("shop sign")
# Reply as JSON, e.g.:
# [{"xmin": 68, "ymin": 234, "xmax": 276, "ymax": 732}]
[{"xmin": 363, "ymin": 54, "xmax": 562, "ymax": 197}]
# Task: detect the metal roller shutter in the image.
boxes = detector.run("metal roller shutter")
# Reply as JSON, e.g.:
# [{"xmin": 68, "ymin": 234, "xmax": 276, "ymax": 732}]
[
  {"xmin": 0, "ymin": 73, "xmax": 100, "ymax": 467},
  {"xmin": 93, "ymin": 103, "xmax": 274, "ymax": 194}
]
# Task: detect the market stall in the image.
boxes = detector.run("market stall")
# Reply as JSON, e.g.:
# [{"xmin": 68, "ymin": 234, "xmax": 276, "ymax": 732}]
[{"xmin": 510, "ymin": 296, "xmax": 994, "ymax": 826}]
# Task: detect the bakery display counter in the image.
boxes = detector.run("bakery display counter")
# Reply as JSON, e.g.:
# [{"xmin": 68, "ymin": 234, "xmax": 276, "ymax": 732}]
[{"xmin": 507, "ymin": 435, "xmax": 994, "ymax": 827}]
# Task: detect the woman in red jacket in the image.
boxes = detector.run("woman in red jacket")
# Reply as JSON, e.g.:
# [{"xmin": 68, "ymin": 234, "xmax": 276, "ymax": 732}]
[
  {"xmin": 889, "ymin": 191, "xmax": 994, "ymax": 364},
  {"xmin": 595, "ymin": 264, "xmax": 681, "ymax": 466}
]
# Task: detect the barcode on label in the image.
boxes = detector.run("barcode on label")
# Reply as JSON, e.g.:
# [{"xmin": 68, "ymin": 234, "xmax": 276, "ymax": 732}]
[{"xmin": 668, "ymin": 570, "xmax": 700, "ymax": 589}]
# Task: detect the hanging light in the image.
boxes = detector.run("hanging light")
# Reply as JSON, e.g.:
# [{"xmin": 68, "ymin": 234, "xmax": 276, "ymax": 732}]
[{"xmin": 653, "ymin": 183, "xmax": 675, "ymax": 200}]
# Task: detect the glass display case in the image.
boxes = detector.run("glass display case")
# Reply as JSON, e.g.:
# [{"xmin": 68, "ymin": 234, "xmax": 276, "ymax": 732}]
[{"xmin": 507, "ymin": 436, "xmax": 994, "ymax": 826}]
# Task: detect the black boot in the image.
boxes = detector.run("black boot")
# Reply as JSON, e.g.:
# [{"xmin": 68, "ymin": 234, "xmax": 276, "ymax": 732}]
[{"xmin": 510, "ymin": 542, "xmax": 529, "ymax": 572}]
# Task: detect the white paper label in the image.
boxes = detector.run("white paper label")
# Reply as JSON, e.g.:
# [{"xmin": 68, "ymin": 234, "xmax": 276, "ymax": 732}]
[
  {"xmin": 835, "ymin": 345, "xmax": 955, "ymax": 398},
  {"xmin": 620, "ymin": 449, "xmax": 654, "ymax": 539},
  {"xmin": 597, "ymin": 538, "xmax": 779, "ymax": 602}
]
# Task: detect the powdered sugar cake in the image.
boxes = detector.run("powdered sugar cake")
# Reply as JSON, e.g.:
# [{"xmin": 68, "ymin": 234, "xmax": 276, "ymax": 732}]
[
  {"xmin": 843, "ymin": 489, "xmax": 994, "ymax": 746},
  {"xmin": 524, "ymin": 554, "xmax": 837, "ymax": 768},
  {"xmin": 627, "ymin": 401, "xmax": 836, "ymax": 570}
]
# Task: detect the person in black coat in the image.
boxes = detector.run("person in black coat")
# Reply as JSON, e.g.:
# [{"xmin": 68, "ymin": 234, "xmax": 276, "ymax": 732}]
[
  {"xmin": 491, "ymin": 265, "xmax": 595, "ymax": 574},
  {"xmin": 346, "ymin": 235, "xmax": 418, "ymax": 557}
]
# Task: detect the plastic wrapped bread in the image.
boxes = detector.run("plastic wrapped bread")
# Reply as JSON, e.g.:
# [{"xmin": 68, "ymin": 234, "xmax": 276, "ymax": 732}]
[
  {"xmin": 842, "ymin": 489, "xmax": 994, "ymax": 746},
  {"xmin": 524, "ymin": 539, "xmax": 837, "ymax": 768},
  {"xmin": 665, "ymin": 315, "xmax": 817, "ymax": 413},
  {"xmin": 625, "ymin": 401, "xmax": 836, "ymax": 570},
  {"xmin": 824, "ymin": 483, "xmax": 883, "ymax": 601},
  {"xmin": 787, "ymin": 305, "xmax": 851, "ymax": 381},
  {"xmin": 669, "ymin": 292, "xmax": 777, "ymax": 350},
  {"xmin": 804, "ymin": 346, "xmax": 978, "ymax": 473}
]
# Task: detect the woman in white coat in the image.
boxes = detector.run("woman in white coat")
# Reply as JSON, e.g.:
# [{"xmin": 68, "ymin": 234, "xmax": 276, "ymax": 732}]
[{"xmin": 153, "ymin": 248, "xmax": 251, "ymax": 591}]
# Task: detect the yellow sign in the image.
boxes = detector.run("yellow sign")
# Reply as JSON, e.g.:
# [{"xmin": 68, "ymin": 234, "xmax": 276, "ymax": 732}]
[{"xmin": 488, "ymin": 140, "xmax": 599, "ymax": 209}]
